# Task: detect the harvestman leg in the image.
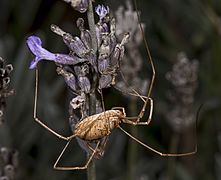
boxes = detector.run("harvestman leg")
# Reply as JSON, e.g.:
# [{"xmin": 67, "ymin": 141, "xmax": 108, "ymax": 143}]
[
  {"xmin": 118, "ymin": 126, "xmax": 197, "ymax": 157},
  {"xmin": 112, "ymin": 0, "xmax": 156, "ymax": 125},
  {"xmin": 34, "ymin": 69, "xmax": 76, "ymax": 141},
  {"xmin": 54, "ymin": 140, "xmax": 101, "ymax": 170},
  {"xmin": 114, "ymin": 0, "xmax": 198, "ymax": 157}
]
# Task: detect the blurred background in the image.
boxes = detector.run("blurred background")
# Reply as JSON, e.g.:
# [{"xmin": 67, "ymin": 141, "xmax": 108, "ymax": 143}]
[{"xmin": 0, "ymin": 0, "xmax": 220, "ymax": 179}]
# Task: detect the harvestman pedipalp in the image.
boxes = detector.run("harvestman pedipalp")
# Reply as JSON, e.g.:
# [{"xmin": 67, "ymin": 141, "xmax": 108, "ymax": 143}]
[{"xmin": 31, "ymin": 0, "xmax": 198, "ymax": 170}]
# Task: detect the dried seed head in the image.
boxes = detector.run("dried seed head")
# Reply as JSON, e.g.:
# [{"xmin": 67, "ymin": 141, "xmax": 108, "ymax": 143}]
[
  {"xmin": 0, "ymin": 58, "xmax": 14, "ymax": 125},
  {"xmin": 5, "ymin": 65, "xmax": 13, "ymax": 74},
  {"xmin": 0, "ymin": 176, "xmax": 9, "ymax": 180},
  {"xmin": 166, "ymin": 52, "xmax": 199, "ymax": 132},
  {"xmin": 4, "ymin": 165, "xmax": 14, "ymax": 179}
]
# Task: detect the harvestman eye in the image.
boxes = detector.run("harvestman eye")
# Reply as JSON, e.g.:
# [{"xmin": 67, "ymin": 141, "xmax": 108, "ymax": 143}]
[{"xmin": 30, "ymin": 0, "xmax": 199, "ymax": 171}]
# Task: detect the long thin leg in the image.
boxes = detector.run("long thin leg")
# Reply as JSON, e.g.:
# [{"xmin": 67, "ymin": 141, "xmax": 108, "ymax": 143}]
[
  {"xmin": 119, "ymin": 126, "xmax": 197, "ymax": 157},
  {"xmin": 126, "ymin": 97, "xmax": 153, "ymax": 126},
  {"xmin": 34, "ymin": 68, "xmax": 75, "ymax": 141},
  {"xmin": 54, "ymin": 140, "xmax": 100, "ymax": 170},
  {"xmin": 119, "ymin": 0, "xmax": 156, "ymax": 125},
  {"xmin": 112, "ymin": 96, "xmax": 153, "ymax": 126}
]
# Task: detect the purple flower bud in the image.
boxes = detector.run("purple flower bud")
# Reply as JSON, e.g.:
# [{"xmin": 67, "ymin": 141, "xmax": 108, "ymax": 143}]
[
  {"xmin": 56, "ymin": 67, "xmax": 79, "ymax": 92},
  {"xmin": 98, "ymin": 58, "xmax": 109, "ymax": 73},
  {"xmin": 95, "ymin": 5, "xmax": 109, "ymax": 20},
  {"xmin": 79, "ymin": 76, "xmax": 91, "ymax": 93},
  {"xmin": 110, "ymin": 45, "xmax": 125, "ymax": 67},
  {"xmin": 26, "ymin": 36, "xmax": 87, "ymax": 69},
  {"xmin": 70, "ymin": 36, "xmax": 89, "ymax": 58},
  {"xmin": 96, "ymin": 23, "xmax": 109, "ymax": 47},
  {"xmin": 89, "ymin": 53, "xmax": 98, "ymax": 72}
]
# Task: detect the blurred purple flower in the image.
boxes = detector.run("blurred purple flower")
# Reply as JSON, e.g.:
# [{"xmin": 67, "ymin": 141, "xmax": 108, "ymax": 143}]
[
  {"xmin": 95, "ymin": 5, "xmax": 109, "ymax": 20},
  {"xmin": 26, "ymin": 36, "xmax": 87, "ymax": 69}
]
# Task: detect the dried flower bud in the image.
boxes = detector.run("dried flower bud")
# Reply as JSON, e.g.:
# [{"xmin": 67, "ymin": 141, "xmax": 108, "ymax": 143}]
[
  {"xmin": 99, "ymin": 34, "xmax": 111, "ymax": 58},
  {"xmin": 69, "ymin": 36, "xmax": 89, "ymax": 57},
  {"xmin": 4, "ymin": 165, "xmax": 14, "ymax": 180},
  {"xmin": 0, "ymin": 69, "xmax": 5, "ymax": 77},
  {"xmin": 0, "ymin": 147, "xmax": 9, "ymax": 163},
  {"xmin": 98, "ymin": 58, "xmax": 109, "ymax": 74},
  {"xmin": 99, "ymin": 74, "xmax": 113, "ymax": 89},
  {"xmin": 78, "ymin": 76, "xmax": 91, "ymax": 93},
  {"xmin": 0, "ymin": 176, "xmax": 9, "ymax": 180},
  {"xmin": 70, "ymin": 94, "xmax": 85, "ymax": 109},
  {"xmin": 0, "ymin": 58, "xmax": 4, "ymax": 68},
  {"xmin": 4, "ymin": 65, "xmax": 13, "ymax": 74},
  {"xmin": 63, "ymin": 0, "xmax": 89, "ymax": 13},
  {"xmin": 56, "ymin": 67, "xmax": 79, "ymax": 92},
  {"xmin": 50, "ymin": 24, "xmax": 65, "ymax": 37},
  {"xmin": 96, "ymin": 23, "xmax": 109, "ymax": 47},
  {"xmin": 77, "ymin": 18, "xmax": 92, "ymax": 50},
  {"xmin": 74, "ymin": 64, "xmax": 91, "ymax": 93}
]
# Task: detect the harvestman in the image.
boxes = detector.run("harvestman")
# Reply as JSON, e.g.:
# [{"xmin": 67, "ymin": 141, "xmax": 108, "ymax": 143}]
[{"xmin": 32, "ymin": 0, "xmax": 197, "ymax": 170}]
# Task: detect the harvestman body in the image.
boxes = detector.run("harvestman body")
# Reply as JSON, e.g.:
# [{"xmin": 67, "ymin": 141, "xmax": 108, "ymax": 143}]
[{"xmin": 32, "ymin": 0, "xmax": 198, "ymax": 171}]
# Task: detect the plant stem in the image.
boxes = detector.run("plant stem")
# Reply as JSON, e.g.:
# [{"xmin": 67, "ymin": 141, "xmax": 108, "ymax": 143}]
[
  {"xmin": 87, "ymin": 0, "xmax": 97, "ymax": 52},
  {"xmin": 87, "ymin": 1, "xmax": 97, "ymax": 180},
  {"xmin": 127, "ymin": 98, "xmax": 138, "ymax": 180},
  {"xmin": 166, "ymin": 133, "xmax": 179, "ymax": 180}
]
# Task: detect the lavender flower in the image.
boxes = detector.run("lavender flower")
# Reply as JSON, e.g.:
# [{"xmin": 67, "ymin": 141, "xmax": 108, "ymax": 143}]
[
  {"xmin": 26, "ymin": 36, "xmax": 87, "ymax": 69},
  {"xmin": 26, "ymin": 2, "xmax": 130, "ymax": 165}
]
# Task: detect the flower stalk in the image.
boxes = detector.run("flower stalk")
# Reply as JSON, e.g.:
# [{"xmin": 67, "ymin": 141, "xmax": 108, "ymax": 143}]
[{"xmin": 87, "ymin": 1, "xmax": 97, "ymax": 179}]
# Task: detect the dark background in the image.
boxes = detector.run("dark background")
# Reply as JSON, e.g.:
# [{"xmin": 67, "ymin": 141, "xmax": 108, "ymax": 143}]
[{"xmin": 0, "ymin": 0, "xmax": 220, "ymax": 179}]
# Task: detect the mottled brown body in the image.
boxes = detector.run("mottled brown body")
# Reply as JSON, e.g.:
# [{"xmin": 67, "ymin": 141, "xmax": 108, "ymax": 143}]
[{"xmin": 74, "ymin": 110, "xmax": 124, "ymax": 140}]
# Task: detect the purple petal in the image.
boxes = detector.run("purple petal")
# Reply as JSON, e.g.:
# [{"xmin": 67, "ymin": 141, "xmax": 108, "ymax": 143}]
[
  {"xmin": 54, "ymin": 54, "xmax": 88, "ymax": 65},
  {"xmin": 29, "ymin": 57, "xmax": 41, "ymax": 69},
  {"xmin": 98, "ymin": 58, "xmax": 109, "ymax": 73},
  {"xmin": 27, "ymin": 35, "xmax": 88, "ymax": 69},
  {"xmin": 27, "ymin": 36, "xmax": 56, "ymax": 68},
  {"xmin": 95, "ymin": 5, "xmax": 109, "ymax": 19}
]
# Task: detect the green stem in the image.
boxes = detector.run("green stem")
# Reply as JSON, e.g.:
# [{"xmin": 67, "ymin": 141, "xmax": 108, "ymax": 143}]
[{"xmin": 87, "ymin": 1, "xmax": 97, "ymax": 180}]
